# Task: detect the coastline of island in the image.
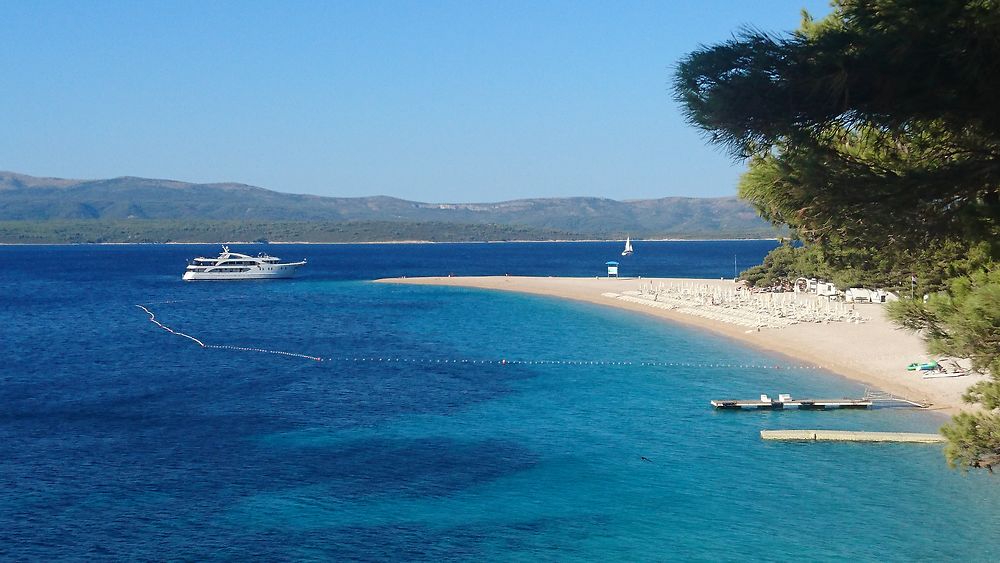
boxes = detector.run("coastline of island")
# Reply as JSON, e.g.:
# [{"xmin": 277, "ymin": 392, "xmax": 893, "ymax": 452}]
[
  {"xmin": 0, "ymin": 237, "xmax": 781, "ymax": 246},
  {"xmin": 377, "ymin": 275, "xmax": 985, "ymax": 416}
]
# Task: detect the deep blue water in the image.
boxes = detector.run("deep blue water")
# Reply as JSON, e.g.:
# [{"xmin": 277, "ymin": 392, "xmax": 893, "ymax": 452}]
[{"xmin": 1, "ymin": 241, "xmax": 998, "ymax": 561}]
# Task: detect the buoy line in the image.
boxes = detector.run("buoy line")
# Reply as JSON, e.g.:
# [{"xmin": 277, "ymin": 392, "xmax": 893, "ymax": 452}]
[
  {"xmin": 137, "ymin": 305, "xmax": 822, "ymax": 370},
  {"xmin": 136, "ymin": 304, "xmax": 323, "ymax": 362},
  {"xmin": 141, "ymin": 294, "xmax": 257, "ymax": 307},
  {"xmin": 203, "ymin": 344, "xmax": 324, "ymax": 361},
  {"xmin": 136, "ymin": 305, "xmax": 207, "ymax": 347},
  {"xmin": 316, "ymin": 357, "xmax": 821, "ymax": 370}
]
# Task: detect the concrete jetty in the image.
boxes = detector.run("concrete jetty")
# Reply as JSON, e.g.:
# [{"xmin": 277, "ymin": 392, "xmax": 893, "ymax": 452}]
[{"xmin": 760, "ymin": 430, "xmax": 945, "ymax": 443}]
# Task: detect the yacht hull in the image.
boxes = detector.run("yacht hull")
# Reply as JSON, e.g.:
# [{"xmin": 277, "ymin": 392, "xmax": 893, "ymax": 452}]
[
  {"xmin": 182, "ymin": 263, "xmax": 305, "ymax": 281},
  {"xmin": 183, "ymin": 246, "xmax": 306, "ymax": 281}
]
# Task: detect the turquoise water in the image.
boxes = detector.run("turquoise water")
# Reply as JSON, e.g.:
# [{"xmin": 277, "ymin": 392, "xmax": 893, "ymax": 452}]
[
  {"xmin": 240, "ymin": 287, "xmax": 996, "ymax": 561},
  {"xmin": 1, "ymin": 243, "xmax": 997, "ymax": 560}
]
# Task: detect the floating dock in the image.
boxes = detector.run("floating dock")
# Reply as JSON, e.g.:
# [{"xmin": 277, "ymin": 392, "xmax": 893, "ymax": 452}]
[
  {"xmin": 711, "ymin": 390, "xmax": 928, "ymax": 410},
  {"xmin": 712, "ymin": 395, "xmax": 875, "ymax": 410},
  {"xmin": 712, "ymin": 396, "xmax": 871, "ymax": 410},
  {"xmin": 761, "ymin": 430, "xmax": 945, "ymax": 443}
]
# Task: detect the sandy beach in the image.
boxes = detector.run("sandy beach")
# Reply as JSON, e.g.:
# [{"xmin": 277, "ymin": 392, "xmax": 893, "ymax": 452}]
[{"xmin": 378, "ymin": 276, "xmax": 985, "ymax": 415}]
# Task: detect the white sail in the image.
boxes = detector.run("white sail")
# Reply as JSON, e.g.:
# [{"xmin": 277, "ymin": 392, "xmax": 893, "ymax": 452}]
[{"xmin": 621, "ymin": 237, "xmax": 633, "ymax": 256}]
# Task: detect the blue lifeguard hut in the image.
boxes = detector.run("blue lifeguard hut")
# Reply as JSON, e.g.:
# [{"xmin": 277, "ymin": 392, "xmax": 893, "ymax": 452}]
[{"xmin": 606, "ymin": 261, "xmax": 619, "ymax": 278}]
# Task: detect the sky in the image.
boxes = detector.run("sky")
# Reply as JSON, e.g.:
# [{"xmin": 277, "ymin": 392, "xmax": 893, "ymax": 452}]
[{"xmin": 1, "ymin": 1, "xmax": 832, "ymax": 202}]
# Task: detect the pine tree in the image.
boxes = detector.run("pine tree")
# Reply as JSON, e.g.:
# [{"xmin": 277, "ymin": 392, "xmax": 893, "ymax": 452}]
[{"xmin": 674, "ymin": 0, "xmax": 1000, "ymax": 469}]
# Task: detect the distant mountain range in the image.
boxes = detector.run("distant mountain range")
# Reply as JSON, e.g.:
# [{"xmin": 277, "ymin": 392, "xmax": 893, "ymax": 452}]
[{"xmin": 0, "ymin": 171, "xmax": 777, "ymax": 241}]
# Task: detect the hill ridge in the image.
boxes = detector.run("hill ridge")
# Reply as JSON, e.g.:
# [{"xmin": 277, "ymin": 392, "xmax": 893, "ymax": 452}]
[{"xmin": 0, "ymin": 171, "xmax": 775, "ymax": 238}]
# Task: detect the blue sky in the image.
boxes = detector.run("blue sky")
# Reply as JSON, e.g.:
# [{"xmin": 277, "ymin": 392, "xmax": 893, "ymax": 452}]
[{"xmin": 1, "ymin": 1, "xmax": 831, "ymax": 201}]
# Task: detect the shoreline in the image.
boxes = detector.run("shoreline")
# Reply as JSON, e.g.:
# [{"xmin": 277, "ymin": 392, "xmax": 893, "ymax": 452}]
[
  {"xmin": 377, "ymin": 276, "xmax": 984, "ymax": 417},
  {"xmin": 0, "ymin": 237, "xmax": 780, "ymax": 246}
]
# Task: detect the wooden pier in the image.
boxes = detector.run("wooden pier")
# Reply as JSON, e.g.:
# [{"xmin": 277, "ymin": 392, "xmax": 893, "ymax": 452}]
[
  {"xmin": 711, "ymin": 390, "xmax": 928, "ymax": 410},
  {"xmin": 761, "ymin": 430, "xmax": 945, "ymax": 443}
]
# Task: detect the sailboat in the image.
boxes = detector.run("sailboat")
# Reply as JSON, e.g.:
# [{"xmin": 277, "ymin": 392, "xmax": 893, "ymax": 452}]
[{"xmin": 621, "ymin": 236, "xmax": 633, "ymax": 256}]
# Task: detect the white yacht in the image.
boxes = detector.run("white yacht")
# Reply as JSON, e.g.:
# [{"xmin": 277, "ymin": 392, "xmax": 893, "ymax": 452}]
[{"xmin": 183, "ymin": 246, "xmax": 306, "ymax": 281}]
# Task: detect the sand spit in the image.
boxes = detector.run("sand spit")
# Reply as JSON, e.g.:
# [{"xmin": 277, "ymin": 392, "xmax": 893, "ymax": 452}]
[{"xmin": 377, "ymin": 276, "xmax": 986, "ymax": 416}]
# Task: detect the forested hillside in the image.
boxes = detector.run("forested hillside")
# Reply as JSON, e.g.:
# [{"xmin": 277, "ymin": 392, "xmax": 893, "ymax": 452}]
[{"xmin": 0, "ymin": 171, "xmax": 775, "ymax": 240}]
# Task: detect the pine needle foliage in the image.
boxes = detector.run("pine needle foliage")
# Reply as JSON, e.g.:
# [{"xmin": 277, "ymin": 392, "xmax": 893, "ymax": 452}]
[{"xmin": 675, "ymin": 0, "xmax": 1000, "ymax": 470}]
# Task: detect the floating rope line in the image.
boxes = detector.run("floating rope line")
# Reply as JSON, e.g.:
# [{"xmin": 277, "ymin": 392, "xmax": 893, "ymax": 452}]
[
  {"xmin": 316, "ymin": 357, "xmax": 821, "ymax": 370},
  {"xmin": 137, "ymin": 305, "xmax": 821, "ymax": 370},
  {"xmin": 203, "ymin": 344, "xmax": 324, "ymax": 361},
  {"xmin": 136, "ymin": 305, "xmax": 206, "ymax": 347},
  {"xmin": 136, "ymin": 305, "xmax": 323, "ymax": 362},
  {"xmin": 140, "ymin": 294, "xmax": 258, "ymax": 307}
]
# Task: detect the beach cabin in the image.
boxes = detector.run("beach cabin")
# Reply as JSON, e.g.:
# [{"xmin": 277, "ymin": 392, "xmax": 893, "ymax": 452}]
[
  {"xmin": 871, "ymin": 289, "xmax": 899, "ymax": 303},
  {"xmin": 845, "ymin": 288, "xmax": 874, "ymax": 303},
  {"xmin": 792, "ymin": 277, "xmax": 820, "ymax": 293},
  {"xmin": 606, "ymin": 261, "xmax": 619, "ymax": 278},
  {"xmin": 795, "ymin": 277, "xmax": 836, "ymax": 297},
  {"xmin": 817, "ymin": 281, "xmax": 839, "ymax": 299},
  {"xmin": 793, "ymin": 277, "xmax": 809, "ymax": 293}
]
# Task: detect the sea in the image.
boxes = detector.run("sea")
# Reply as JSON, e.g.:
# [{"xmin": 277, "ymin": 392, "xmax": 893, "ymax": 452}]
[{"xmin": 1, "ymin": 241, "xmax": 998, "ymax": 561}]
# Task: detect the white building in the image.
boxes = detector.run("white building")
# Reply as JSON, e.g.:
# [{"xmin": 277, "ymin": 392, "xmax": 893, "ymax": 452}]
[
  {"xmin": 871, "ymin": 289, "xmax": 899, "ymax": 303},
  {"xmin": 845, "ymin": 288, "xmax": 874, "ymax": 303},
  {"xmin": 795, "ymin": 277, "xmax": 839, "ymax": 299},
  {"xmin": 816, "ymin": 281, "xmax": 839, "ymax": 299}
]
